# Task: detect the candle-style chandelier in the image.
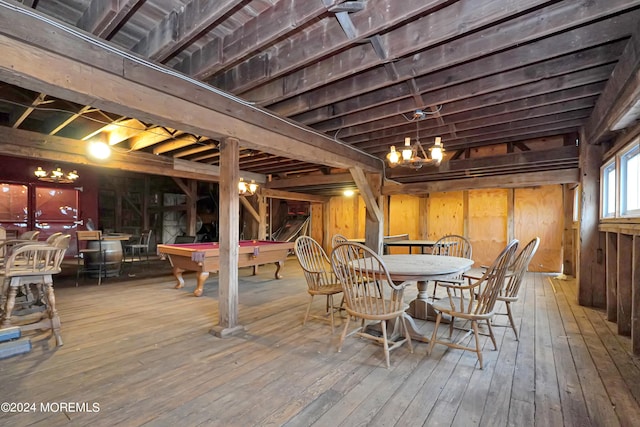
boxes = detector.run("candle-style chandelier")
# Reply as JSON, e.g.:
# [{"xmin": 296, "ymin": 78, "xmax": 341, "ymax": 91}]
[
  {"xmin": 34, "ymin": 167, "xmax": 79, "ymax": 184},
  {"xmin": 386, "ymin": 111, "xmax": 445, "ymax": 170},
  {"xmin": 238, "ymin": 178, "xmax": 258, "ymax": 196}
]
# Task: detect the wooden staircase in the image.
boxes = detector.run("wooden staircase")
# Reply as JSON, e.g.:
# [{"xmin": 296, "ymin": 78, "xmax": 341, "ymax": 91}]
[{"xmin": 0, "ymin": 326, "xmax": 31, "ymax": 359}]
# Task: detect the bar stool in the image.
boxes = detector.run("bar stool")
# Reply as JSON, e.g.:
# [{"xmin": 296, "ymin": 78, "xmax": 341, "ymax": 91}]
[{"xmin": 76, "ymin": 230, "xmax": 105, "ymax": 286}]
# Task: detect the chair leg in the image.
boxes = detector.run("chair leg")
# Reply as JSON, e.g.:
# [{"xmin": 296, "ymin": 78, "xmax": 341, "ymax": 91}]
[
  {"xmin": 1, "ymin": 286, "xmax": 17, "ymax": 328},
  {"xmin": 505, "ymin": 302, "xmax": 518, "ymax": 340},
  {"xmin": 381, "ymin": 319, "xmax": 390, "ymax": 369},
  {"xmin": 486, "ymin": 319, "xmax": 497, "ymax": 350},
  {"xmin": 327, "ymin": 295, "xmax": 335, "ymax": 333},
  {"xmin": 338, "ymin": 315, "xmax": 351, "ymax": 352},
  {"xmin": 44, "ymin": 283, "xmax": 63, "ymax": 346},
  {"xmin": 471, "ymin": 320, "xmax": 483, "ymax": 369},
  {"xmin": 428, "ymin": 312, "xmax": 443, "ymax": 356},
  {"xmin": 400, "ymin": 315, "xmax": 413, "ymax": 354},
  {"xmin": 303, "ymin": 294, "xmax": 314, "ymax": 325}
]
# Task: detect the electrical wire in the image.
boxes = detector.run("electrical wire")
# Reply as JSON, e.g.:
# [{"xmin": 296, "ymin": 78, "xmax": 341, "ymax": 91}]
[{"xmin": 0, "ymin": 0, "xmax": 380, "ymax": 163}]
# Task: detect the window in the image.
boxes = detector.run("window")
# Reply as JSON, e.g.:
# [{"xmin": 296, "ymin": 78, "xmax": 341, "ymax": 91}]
[
  {"xmin": 621, "ymin": 144, "xmax": 639, "ymax": 216},
  {"xmin": 601, "ymin": 161, "xmax": 616, "ymax": 218},
  {"xmin": 601, "ymin": 138, "xmax": 640, "ymax": 219}
]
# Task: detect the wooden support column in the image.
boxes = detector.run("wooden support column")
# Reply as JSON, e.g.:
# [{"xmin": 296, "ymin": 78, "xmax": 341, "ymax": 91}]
[
  {"xmin": 562, "ymin": 184, "xmax": 575, "ymax": 276},
  {"xmin": 350, "ymin": 167, "xmax": 383, "ymax": 254},
  {"xmin": 578, "ymin": 134, "xmax": 606, "ymax": 307},
  {"xmin": 257, "ymin": 193, "xmax": 267, "ymax": 240},
  {"xmin": 618, "ymin": 233, "xmax": 633, "ymax": 336},
  {"xmin": 211, "ymin": 137, "xmax": 244, "ymax": 337}
]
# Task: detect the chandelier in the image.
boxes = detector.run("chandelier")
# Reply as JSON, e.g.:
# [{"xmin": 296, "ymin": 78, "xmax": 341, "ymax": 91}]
[
  {"xmin": 34, "ymin": 167, "xmax": 79, "ymax": 184},
  {"xmin": 386, "ymin": 119, "xmax": 444, "ymax": 170},
  {"xmin": 238, "ymin": 178, "xmax": 258, "ymax": 196}
]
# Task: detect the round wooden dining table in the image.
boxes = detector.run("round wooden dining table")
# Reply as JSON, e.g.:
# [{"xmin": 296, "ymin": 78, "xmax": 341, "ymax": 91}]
[{"xmin": 378, "ymin": 254, "xmax": 474, "ymax": 342}]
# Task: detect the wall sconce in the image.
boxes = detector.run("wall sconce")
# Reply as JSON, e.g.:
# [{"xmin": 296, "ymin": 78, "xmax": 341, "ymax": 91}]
[{"xmin": 34, "ymin": 167, "xmax": 79, "ymax": 184}]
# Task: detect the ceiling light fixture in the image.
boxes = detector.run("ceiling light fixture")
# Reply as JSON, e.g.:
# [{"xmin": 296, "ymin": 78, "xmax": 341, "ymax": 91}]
[
  {"xmin": 387, "ymin": 115, "xmax": 445, "ymax": 170},
  {"xmin": 88, "ymin": 140, "xmax": 111, "ymax": 159},
  {"xmin": 34, "ymin": 167, "xmax": 79, "ymax": 184},
  {"xmin": 238, "ymin": 178, "xmax": 258, "ymax": 196}
]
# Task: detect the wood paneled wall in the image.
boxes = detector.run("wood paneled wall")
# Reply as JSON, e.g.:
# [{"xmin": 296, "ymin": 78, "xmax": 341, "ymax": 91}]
[
  {"xmin": 515, "ymin": 186, "xmax": 563, "ymax": 271},
  {"xmin": 426, "ymin": 191, "xmax": 465, "ymax": 239},
  {"xmin": 322, "ymin": 184, "xmax": 564, "ymax": 272}
]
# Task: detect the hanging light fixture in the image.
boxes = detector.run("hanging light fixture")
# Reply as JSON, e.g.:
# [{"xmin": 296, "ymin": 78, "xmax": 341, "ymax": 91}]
[
  {"xmin": 386, "ymin": 116, "xmax": 445, "ymax": 170},
  {"xmin": 34, "ymin": 167, "xmax": 79, "ymax": 184},
  {"xmin": 238, "ymin": 178, "xmax": 258, "ymax": 196}
]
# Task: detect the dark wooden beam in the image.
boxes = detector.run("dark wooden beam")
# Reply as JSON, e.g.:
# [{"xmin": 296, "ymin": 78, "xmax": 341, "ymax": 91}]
[
  {"xmin": 0, "ymin": 6, "xmax": 381, "ymax": 173},
  {"xmin": 132, "ymin": 0, "xmax": 244, "ymax": 62},
  {"xmin": 585, "ymin": 23, "xmax": 640, "ymax": 143},
  {"xmin": 76, "ymin": 0, "xmax": 145, "ymax": 39},
  {"xmin": 383, "ymin": 169, "xmax": 580, "ymax": 195},
  {"xmin": 266, "ymin": 173, "xmax": 353, "ymax": 189},
  {"xmin": 211, "ymin": 0, "xmax": 452, "ymax": 95},
  {"xmin": 280, "ymin": 17, "xmax": 633, "ymax": 119},
  {"xmin": 314, "ymin": 64, "xmax": 614, "ymax": 134},
  {"xmin": 180, "ymin": 0, "xmax": 344, "ymax": 79},
  {"xmin": 241, "ymin": 0, "xmax": 637, "ymax": 105}
]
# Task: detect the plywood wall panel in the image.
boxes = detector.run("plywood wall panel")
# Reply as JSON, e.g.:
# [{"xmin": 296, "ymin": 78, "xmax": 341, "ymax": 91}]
[
  {"xmin": 387, "ymin": 195, "xmax": 421, "ymax": 253},
  {"xmin": 515, "ymin": 186, "xmax": 563, "ymax": 272},
  {"xmin": 427, "ymin": 191, "xmax": 464, "ymax": 239},
  {"xmin": 310, "ymin": 202, "xmax": 323, "ymax": 244},
  {"xmin": 327, "ymin": 195, "xmax": 360, "ymax": 239},
  {"xmin": 468, "ymin": 189, "xmax": 508, "ymax": 267}
]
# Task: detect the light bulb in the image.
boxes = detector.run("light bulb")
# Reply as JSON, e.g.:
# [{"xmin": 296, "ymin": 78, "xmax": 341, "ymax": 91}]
[
  {"xmin": 387, "ymin": 146, "xmax": 399, "ymax": 164},
  {"xmin": 89, "ymin": 141, "xmax": 111, "ymax": 159}
]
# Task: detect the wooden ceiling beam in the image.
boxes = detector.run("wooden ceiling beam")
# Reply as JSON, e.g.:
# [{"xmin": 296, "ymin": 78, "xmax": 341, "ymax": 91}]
[
  {"xmin": 354, "ymin": 99, "xmax": 597, "ymax": 151},
  {"xmin": 76, "ymin": 0, "xmax": 145, "ymax": 39},
  {"xmin": 12, "ymin": 92, "xmax": 46, "ymax": 129},
  {"xmin": 293, "ymin": 37, "xmax": 626, "ymax": 126},
  {"xmin": 241, "ymin": 0, "xmax": 636, "ymax": 106},
  {"xmin": 585, "ymin": 23, "xmax": 640, "ymax": 143},
  {"xmin": 316, "ymin": 64, "xmax": 613, "ymax": 135},
  {"xmin": 261, "ymin": 188, "xmax": 329, "ymax": 204},
  {"xmin": 266, "ymin": 173, "xmax": 353, "ymax": 189},
  {"xmin": 0, "ymin": 5, "xmax": 380, "ymax": 173},
  {"xmin": 212, "ymin": 0, "xmax": 450, "ymax": 95},
  {"xmin": 343, "ymin": 82, "xmax": 605, "ymax": 143},
  {"xmin": 132, "ymin": 0, "xmax": 245, "ymax": 62},
  {"xmin": 383, "ymin": 169, "xmax": 580, "ymax": 195},
  {"xmin": 0, "ymin": 126, "xmax": 229, "ymax": 182},
  {"xmin": 181, "ymin": 0, "xmax": 343, "ymax": 79},
  {"xmin": 285, "ymin": 15, "xmax": 634, "ymax": 120},
  {"xmin": 387, "ymin": 146, "xmax": 578, "ymax": 179}
]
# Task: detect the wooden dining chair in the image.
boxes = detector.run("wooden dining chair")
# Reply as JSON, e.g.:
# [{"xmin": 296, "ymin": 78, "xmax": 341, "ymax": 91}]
[
  {"xmin": 428, "ymin": 239, "xmax": 518, "ymax": 369},
  {"xmin": 19, "ymin": 230, "xmax": 40, "ymax": 240},
  {"xmin": 331, "ymin": 233, "xmax": 348, "ymax": 249},
  {"xmin": 495, "ymin": 237, "xmax": 540, "ymax": 340},
  {"xmin": 330, "ymin": 241, "xmax": 413, "ymax": 368},
  {"xmin": 0, "ymin": 242, "xmax": 68, "ymax": 346},
  {"xmin": 431, "ymin": 234, "xmax": 473, "ymax": 300},
  {"xmin": 294, "ymin": 236, "xmax": 344, "ymax": 333}
]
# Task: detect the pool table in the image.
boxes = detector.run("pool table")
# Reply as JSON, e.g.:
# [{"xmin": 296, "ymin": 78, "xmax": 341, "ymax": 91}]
[{"xmin": 156, "ymin": 240, "xmax": 295, "ymax": 297}]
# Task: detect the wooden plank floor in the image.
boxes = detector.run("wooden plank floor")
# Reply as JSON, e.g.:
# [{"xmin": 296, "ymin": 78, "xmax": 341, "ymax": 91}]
[{"xmin": 1, "ymin": 258, "xmax": 640, "ymax": 426}]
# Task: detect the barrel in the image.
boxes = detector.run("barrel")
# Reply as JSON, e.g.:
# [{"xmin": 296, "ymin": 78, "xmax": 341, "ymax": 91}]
[{"xmin": 85, "ymin": 240, "xmax": 123, "ymax": 277}]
